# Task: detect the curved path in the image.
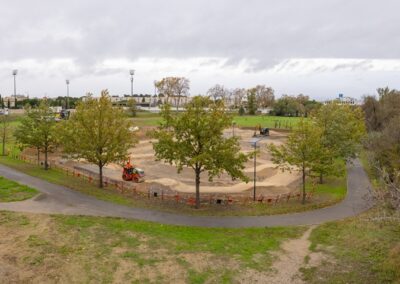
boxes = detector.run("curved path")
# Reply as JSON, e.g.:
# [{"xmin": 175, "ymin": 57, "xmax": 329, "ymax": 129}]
[{"xmin": 0, "ymin": 159, "xmax": 374, "ymax": 228}]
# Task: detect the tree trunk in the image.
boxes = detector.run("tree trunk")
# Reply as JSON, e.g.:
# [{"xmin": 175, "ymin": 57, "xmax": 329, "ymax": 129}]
[
  {"xmin": 302, "ymin": 167, "xmax": 306, "ymax": 204},
  {"xmin": 99, "ymin": 162, "xmax": 103, "ymax": 188},
  {"xmin": 44, "ymin": 147, "xmax": 49, "ymax": 170},
  {"xmin": 195, "ymin": 168, "xmax": 201, "ymax": 209},
  {"xmin": 37, "ymin": 148, "xmax": 40, "ymax": 165},
  {"xmin": 2, "ymin": 133, "xmax": 5, "ymax": 156},
  {"xmin": 319, "ymin": 173, "xmax": 324, "ymax": 184},
  {"xmin": 176, "ymin": 96, "xmax": 180, "ymax": 112}
]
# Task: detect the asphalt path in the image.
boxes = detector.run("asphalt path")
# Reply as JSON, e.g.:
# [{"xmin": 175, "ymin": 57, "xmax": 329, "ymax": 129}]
[{"xmin": 0, "ymin": 159, "xmax": 374, "ymax": 228}]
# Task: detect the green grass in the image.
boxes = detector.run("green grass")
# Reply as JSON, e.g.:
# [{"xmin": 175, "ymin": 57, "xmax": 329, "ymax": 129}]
[
  {"xmin": 129, "ymin": 112, "xmax": 302, "ymax": 128},
  {"xmin": 131, "ymin": 116, "xmax": 163, "ymax": 127},
  {"xmin": 302, "ymin": 209, "xmax": 400, "ymax": 283},
  {"xmin": 56, "ymin": 214, "xmax": 304, "ymax": 266},
  {"xmin": 232, "ymin": 115, "xmax": 302, "ymax": 129},
  {"xmin": 0, "ymin": 175, "xmax": 38, "ymax": 202},
  {"xmin": 0, "ymin": 155, "xmax": 347, "ymax": 216},
  {"xmin": 0, "ymin": 211, "xmax": 305, "ymax": 282}
]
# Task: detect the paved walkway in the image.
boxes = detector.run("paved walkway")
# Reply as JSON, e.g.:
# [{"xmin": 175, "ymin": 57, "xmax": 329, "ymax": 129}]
[{"xmin": 0, "ymin": 159, "xmax": 374, "ymax": 228}]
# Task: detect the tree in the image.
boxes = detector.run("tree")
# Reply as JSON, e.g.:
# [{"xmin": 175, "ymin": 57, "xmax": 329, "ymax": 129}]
[
  {"xmin": 362, "ymin": 95, "xmax": 380, "ymax": 131},
  {"xmin": 126, "ymin": 98, "xmax": 137, "ymax": 117},
  {"xmin": 0, "ymin": 114, "xmax": 11, "ymax": 155},
  {"xmin": 152, "ymin": 96, "xmax": 249, "ymax": 208},
  {"xmin": 207, "ymin": 84, "xmax": 229, "ymax": 104},
  {"xmin": 313, "ymin": 102, "xmax": 365, "ymax": 183},
  {"xmin": 59, "ymin": 90, "xmax": 135, "ymax": 187},
  {"xmin": 247, "ymin": 89, "xmax": 257, "ymax": 115},
  {"xmin": 252, "ymin": 85, "xmax": 275, "ymax": 108},
  {"xmin": 272, "ymin": 94, "xmax": 313, "ymax": 117},
  {"xmin": 272, "ymin": 95, "xmax": 299, "ymax": 116},
  {"xmin": 238, "ymin": 105, "xmax": 245, "ymax": 116},
  {"xmin": 232, "ymin": 88, "xmax": 246, "ymax": 108},
  {"xmin": 268, "ymin": 119, "xmax": 323, "ymax": 204},
  {"xmin": 155, "ymin": 77, "xmax": 190, "ymax": 110},
  {"xmin": 14, "ymin": 100, "xmax": 58, "ymax": 169},
  {"xmin": 362, "ymin": 88, "xmax": 400, "ymax": 182}
]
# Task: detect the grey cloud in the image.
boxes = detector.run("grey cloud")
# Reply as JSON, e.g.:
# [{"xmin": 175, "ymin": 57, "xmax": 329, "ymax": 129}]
[
  {"xmin": 1, "ymin": 0, "xmax": 399, "ymax": 71},
  {"xmin": 0, "ymin": 0, "xmax": 400, "ymax": 98}
]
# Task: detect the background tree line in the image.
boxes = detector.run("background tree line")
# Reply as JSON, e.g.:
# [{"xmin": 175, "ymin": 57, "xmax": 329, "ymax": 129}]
[{"xmin": 362, "ymin": 87, "xmax": 400, "ymax": 209}]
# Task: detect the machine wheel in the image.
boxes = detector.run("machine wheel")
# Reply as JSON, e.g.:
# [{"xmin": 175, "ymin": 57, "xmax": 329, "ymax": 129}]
[
  {"xmin": 122, "ymin": 174, "xmax": 130, "ymax": 181},
  {"xmin": 133, "ymin": 177, "xmax": 139, "ymax": 183}
]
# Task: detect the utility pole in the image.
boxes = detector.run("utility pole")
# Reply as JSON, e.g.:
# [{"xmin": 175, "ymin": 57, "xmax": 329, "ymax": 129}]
[
  {"xmin": 12, "ymin": 70, "xmax": 17, "ymax": 109},
  {"xmin": 130, "ymin": 70, "xmax": 135, "ymax": 96},
  {"xmin": 66, "ymin": 79, "xmax": 70, "ymax": 109}
]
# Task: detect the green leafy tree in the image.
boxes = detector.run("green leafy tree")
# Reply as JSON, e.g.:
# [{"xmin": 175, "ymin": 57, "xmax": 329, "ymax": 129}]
[
  {"xmin": 247, "ymin": 89, "xmax": 257, "ymax": 115},
  {"xmin": 268, "ymin": 119, "xmax": 323, "ymax": 204},
  {"xmin": 59, "ymin": 90, "xmax": 135, "ymax": 187},
  {"xmin": 238, "ymin": 105, "xmax": 245, "ymax": 116},
  {"xmin": 126, "ymin": 98, "xmax": 137, "ymax": 117},
  {"xmin": 0, "ymin": 114, "xmax": 11, "ymax": 155},
  {"xmin": 14, "ymin": 100, "xmax": 58, "ymax": 169},
  {"xmin": 152, "ymin": 96, "xmax": 249, "ymax": 208},
  {"xmin": 313, "ymin": 103, "xmax": 366, "ymax": 183}
]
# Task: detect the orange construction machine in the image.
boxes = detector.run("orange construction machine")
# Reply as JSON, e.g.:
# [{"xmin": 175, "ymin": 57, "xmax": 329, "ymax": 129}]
[{"xmin": 122, "ymin": 160, "xmax": 145, "ymax": 182}]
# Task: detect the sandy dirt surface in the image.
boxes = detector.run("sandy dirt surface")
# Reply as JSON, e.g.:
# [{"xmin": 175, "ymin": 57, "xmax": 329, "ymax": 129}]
[{"xmin": 25, "ymin": 128, "xmax": 300, "ymax": 196}]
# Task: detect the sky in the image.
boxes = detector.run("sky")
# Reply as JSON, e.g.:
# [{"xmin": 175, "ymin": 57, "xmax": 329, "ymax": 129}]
[{"xmin": 0, "ymin": 0, "xmax": 399, "ymax": 100}]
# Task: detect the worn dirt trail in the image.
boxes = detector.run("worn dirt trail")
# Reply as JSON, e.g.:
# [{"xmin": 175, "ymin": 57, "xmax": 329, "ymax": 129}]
[
  {"xmin": 266, "ymin": 226, "xmax": 316, "ymax": 283},
  {"xmin": 238, "ymin": 226, "xmax": 323, "ymax": 284}
]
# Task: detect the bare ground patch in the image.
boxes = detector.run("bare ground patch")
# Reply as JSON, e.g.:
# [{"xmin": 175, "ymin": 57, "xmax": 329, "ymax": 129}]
[{"xmin": 0, "ymin": 212, "xmax": 306, "ymax": 283}]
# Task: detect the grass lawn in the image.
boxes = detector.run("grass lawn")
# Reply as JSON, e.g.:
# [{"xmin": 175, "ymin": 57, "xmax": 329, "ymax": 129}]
[
  {"xmin": 301, "ymin": 208, "xmax": 400, "ymax": 283},
  {"xmin": 130, "ymin": 112, "xmax": 302, "ymax": 129},
  {"xmin": 0, "ymin": 176, "xmax": 38, "ymax": 202},
  {"xmin": 0, "ymin": 211, "xmax": 305, "ymax": 283},
  {"xmin": 0, "ymin": 156, "xmax": 347, "ymax": 217},
  {"xmin": 232, "ymin": 115, "xmax": 302, "ymax": 129}
]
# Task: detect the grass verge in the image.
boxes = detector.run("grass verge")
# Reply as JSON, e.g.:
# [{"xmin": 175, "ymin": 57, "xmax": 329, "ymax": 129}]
[
  {"xmin": 0, "ymin": 176, "xmax": 38, "ymax": 202},
  {"xmin": 301, "ymin": 208, "xmax": 400, "ymax": 283},
  {"xmin": 0, "ymin": 156, "xmax": 347, "ymax": 216},
  {"xmin": 0, "ymin": 211, "xmax": 306, "ymax": 283}
]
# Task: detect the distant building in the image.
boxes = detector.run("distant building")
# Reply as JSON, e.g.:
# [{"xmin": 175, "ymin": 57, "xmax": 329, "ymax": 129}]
[
  {"xmin": 3, "ymin": 94, "xmax": 29, "ymax": 108},
  {"xmin": 324, "ymin": 94, "xmax": 361, "ymax": 106}
]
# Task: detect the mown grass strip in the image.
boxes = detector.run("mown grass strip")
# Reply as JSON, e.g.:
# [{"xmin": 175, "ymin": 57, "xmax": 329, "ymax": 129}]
[{"xmin": 0, "ymin": 175, "xmax": 38, "ymax": 202}]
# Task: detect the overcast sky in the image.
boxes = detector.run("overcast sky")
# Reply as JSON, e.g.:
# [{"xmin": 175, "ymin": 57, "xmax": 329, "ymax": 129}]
[{"xmin": 0, "ymin": 0, "xmax": 399, "ymax": 100}]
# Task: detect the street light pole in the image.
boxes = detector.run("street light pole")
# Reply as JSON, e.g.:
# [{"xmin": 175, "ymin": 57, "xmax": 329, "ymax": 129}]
[
  {"xmin": 66, "ymin": 79, "xmax": 70, "ymax": 109},
  {"xmin": 12, "ymin": 69, "xmax": 17, "ymax": 109},
  {"xmin": 130, "ymin": 70, "xmax": 135, "ymax": 96}
]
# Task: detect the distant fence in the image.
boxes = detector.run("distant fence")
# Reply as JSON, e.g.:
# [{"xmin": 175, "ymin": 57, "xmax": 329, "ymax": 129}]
[{"xmin": 18, "ymin": 154, "xmax": 315, "ymax": 207}]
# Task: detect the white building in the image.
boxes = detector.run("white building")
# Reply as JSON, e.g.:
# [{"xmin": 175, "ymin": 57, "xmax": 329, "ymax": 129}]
[{"xmin": 324, "ymin": 94, "xmax": 361, "ymax": 106}]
